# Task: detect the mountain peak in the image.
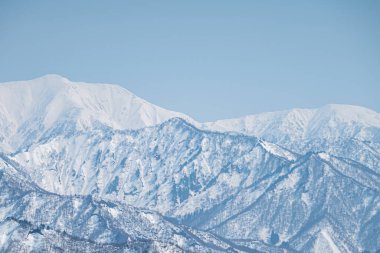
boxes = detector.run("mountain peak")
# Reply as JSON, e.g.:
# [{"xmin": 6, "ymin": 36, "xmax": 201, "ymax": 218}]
[
  {"xmin": 1, "ymin": 75, "xmax": 379, "ymax": 154},
  {"xmin": 203, "ymin": 103, "xmax": 380, "ymax": 152},
  {"xmin": 36, "ymin": 74, "xmax": 70, "ymax": 82},
  {"xmin": 315, "ymin": 104, "xmax": 380, "ymax": 126},
  {"xmin": 0, "ymin": 75, "xmax": 194, "ymax": 152}
]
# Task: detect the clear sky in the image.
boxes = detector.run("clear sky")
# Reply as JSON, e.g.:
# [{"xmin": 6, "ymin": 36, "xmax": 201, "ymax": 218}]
[{"xmin": 0, "ymin": 0, "xmax": 379, "ymax": 121}]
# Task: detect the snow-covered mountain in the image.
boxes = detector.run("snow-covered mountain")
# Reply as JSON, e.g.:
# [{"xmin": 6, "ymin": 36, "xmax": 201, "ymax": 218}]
[
  {"xmin": 12, "ymin": 118, "xmax": 296, "ymax": 214},
  {"xmin": 9, "ymin": 117, "xmax": 380, "ymax": 252},
  {"xmin": 0, "ymin": 74, "xmax": 193, "ymax": 153},
  {"xmin": 0, "ymin": 75, "xmax": 379, "ymax": 252},
  {"xmin": 203, "ymin": 104, "xmax": 380, "ymax": 153},
  {"xmin": 0, "ymin": 154, "xmax": 240, "ymax": 253}
]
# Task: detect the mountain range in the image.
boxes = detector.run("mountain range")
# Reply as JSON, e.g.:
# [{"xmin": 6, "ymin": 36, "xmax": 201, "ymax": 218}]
[{"xmin": 0, "ymin": 75, "xmax": 379, "ymax": 252}]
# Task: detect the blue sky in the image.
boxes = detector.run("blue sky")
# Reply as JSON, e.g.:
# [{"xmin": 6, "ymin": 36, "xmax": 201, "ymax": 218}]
[{"xmin": 0, "ymin": 0, "xmax": 379, "ymax": 121}]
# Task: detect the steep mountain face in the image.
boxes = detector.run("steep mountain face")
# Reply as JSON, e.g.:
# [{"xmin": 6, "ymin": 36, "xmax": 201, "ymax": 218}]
[
  {"xmin": 0, "ymin": 76, "xmax": 380, "ymax": 252},
  {"xmin": 0, "ymin": 75, "xmax": 193, "ymax": 153},
  {"xmin": 0, "ymin": 155, "xmax": 241, "ymax": 253},
  {"xmin": 10, "ymin": 118, "xmax": 380, "ymax": 252},
  {"xmin": 208, "ymin": 153, "xmax": 380, "ymax": 252},
  {"xmin": 11, "ymin": 118, "xmax": 295, "ymax": 216}
]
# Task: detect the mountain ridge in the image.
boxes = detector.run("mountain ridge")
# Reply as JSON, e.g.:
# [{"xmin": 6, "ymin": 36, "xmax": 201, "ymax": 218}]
[
  {"xmin": 0, "ymin": 75, "xmax": 195, "ymax": 153},
  {"xmin": 0, "ymin": 75, "xmax": 380, "ymax": 252},
  {"xmin": 1, "ymin": 75, "xmax": 379, "ymax": 153}
]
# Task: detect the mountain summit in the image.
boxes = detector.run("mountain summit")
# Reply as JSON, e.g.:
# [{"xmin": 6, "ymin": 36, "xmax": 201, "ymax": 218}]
[
  {"xmin": 203, "ymin": 104, "xmax": 380, "ymax": 151},
  {"xmin": 0, "ymin": 75, "xmax": 193, "ymax": 152}
]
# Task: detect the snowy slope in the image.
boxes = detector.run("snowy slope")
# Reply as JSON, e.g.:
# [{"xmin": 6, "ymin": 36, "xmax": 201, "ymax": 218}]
[
  {"xmin": 9, "ymin": 117, "xmax": 380, "ymax": 252},
  {"xmin": 12, "ymin": 118, "xmax": 296, "ymax": 215},
  {"xmin": 207, "ymin": 152, "xmax": 380, "ymax": 252},
  {"xmin": 0, "ymin": 154, "xmax": 242, "ymax": 253},
  {"xmin": 0, "ymin": 74, "xmax": 194, "ymax": 153},
  {"xmin": 203, "ymin": 104, "xmax": 380, "ymax": 153}
]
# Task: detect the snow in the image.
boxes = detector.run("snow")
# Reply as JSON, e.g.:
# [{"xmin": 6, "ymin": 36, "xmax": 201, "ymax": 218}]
[
  {"xmin": 1, "ymin": 75, "xmax": 380, "ymax": 252},
  {"xmin": 0, "ymin": 229, "xmax": 7, "ymax": 249},
  {"xmin": 107, "ymin": 207, "xmax": 120, "ymax": 218},
  {"xmin": 1, "ymin": 74, "xmax": 379, "ymax": 156},
  {"xmin": 72, "ymin": 199, "xmax": 81, "ymax": 210},
  {"xmin": 258, "ymin": 227, "xmax": 270, "ymax": 241},
  {"xmin": 301, "ymin": 192, "xmax": 311, "ymax": 206},
  {"xmin": 259, "ymin": 140, "xmax": 297, "ymax": 161},
  {"xmin": 0, "ymin": 74, "xmax": 195, "ymax": 153},
  {"xmin": 276, "ymin": 170, "xmax": 300, "ymax": 191},
  {"xmin": 318, "ymin": 152, "xmax": 330, "ymax": 160},
  {"xmin": 228, "ymin": 173, "xmax": 242, "ymax": 188},
  {"xmin": 218, "ymin": 172, "xmax": 242, "ymax": 188},
  {"xmin": 141, "ymin": 212, "xmax": 159, "ymax": 225},
  {"xmin": 203, "ymin": 104, "xmax": 380, "ymax": 154},
  {"xmin": 313, "ymin": 229, "xmax": 341, "ymax": 253}
]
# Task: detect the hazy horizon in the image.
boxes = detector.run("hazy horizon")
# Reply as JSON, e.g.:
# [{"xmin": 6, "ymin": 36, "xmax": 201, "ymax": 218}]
[{"xmin": 1, "ymin": 1, "xmax": 379, "ymax": 121}]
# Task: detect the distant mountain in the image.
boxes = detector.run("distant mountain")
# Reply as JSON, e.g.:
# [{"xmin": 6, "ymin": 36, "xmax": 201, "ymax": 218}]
[
  {"xmin": 203, "ymin": 104, "xmax": 380, "ymax": 152},
  {"xmin": 0, "ymin": 75, "xmax": 379, "ymax": 252},
  {"xmin": 0, "ymin": 74, "xmax": 193, "ymax": 153},
  {"xmin": 203, "ymin": 104, "xmax": 380, "ymax": 173}
]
